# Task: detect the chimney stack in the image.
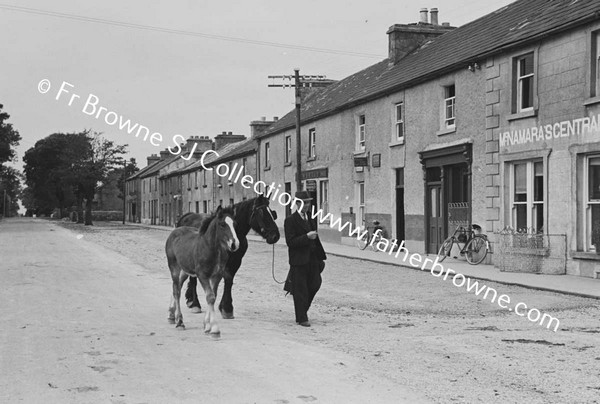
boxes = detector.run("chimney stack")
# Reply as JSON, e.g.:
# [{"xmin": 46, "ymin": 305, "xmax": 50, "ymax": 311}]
[
  {"xmin": 146, "ymin": 154, "xmax": 160, "ymax": 166},
  {"xmin": 430, "ymin": 8, "xmax": 439, "ymax": 25},
  {"xmin": 159, "ymin": 149, "xmax": 170, "ymax": 160},
  {"xmin": 387, "ymin": 9, "xmax": 455, "ymax": 65},
  {"xmin": 214, "ymin": 131, "xmax": 246, "ymax": 150},
  {"xmin": 250, "ymin": 117, "xmax": 277, "ymax": 138}
]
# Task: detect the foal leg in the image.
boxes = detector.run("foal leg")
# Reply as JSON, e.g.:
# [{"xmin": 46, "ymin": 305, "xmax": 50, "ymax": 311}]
[
  {"xmin": 198, "ymin": 275, "xmax": 221, "ymax": 338},
  {"xmin": 173, "ymin": 271, "xmax": 188, "ymax": 329}
]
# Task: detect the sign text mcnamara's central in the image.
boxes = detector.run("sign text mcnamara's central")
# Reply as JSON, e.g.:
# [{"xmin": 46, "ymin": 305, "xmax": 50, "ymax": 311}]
[{"xmin": 499, "ymin": 114, "xmax": 600, "ymax": 148}]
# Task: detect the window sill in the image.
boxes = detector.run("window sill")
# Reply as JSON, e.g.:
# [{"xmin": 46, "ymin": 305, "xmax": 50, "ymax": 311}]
[
  {"xmin": 571, "ymin": 251, "xmax": 600, "ymax": 260},
  {"xmin": 307, "ymin": 157, "xmax": 316, "ymax": 162},
  {"xmin": 284, "ymin": 162, "xmax": 292, "ymax": 167},
  {"xmin": 389, "ymin": 139, "xmax": 405, "ymax": 147},
  {"xmin": 583, "ymin": 96, "xmax": 600, "ymax": 107},
  {"xmin": 507, "ymin": 109, "xmax": 537, "ymax": 121},
  {"xmin": 264, "ymin": 165, "xmax": 271, "ymax": 171},
  {"xmin": 436, "ymin": 127, "xmax": 456, "ymax": 136},
  {"xmin": 353, "ymin": 150, "xmax": 367, "ymax": 156}
]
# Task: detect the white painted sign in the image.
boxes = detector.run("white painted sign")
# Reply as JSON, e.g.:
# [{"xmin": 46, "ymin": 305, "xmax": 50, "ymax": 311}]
[{"xmin": 499, "ymin": 114, "xmax": 600, "ymax": 147}]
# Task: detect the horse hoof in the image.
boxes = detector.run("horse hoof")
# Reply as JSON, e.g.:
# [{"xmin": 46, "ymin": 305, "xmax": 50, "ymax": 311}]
[
  {"xmin": 220, "ymin": 311, "xmax": 234, "ymax": 319},
  {"xmin": 190, "ymin": 306, "xmax": 202, "ymax": 314},
  {"xmin": 210, "ymin": 331, "xmax": 221, "ymax": 339},
  {"xmin": 176, "ymin": 323, "xmax": 185, "ymax": 330}
]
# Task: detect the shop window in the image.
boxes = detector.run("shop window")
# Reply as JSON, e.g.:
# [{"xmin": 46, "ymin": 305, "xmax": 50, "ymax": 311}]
[
  {"xmin": 284, "ymin": 135, "xmax": 292, "ymax": 164},
  {"xmin": 592, "ymin": 31, "xmax": 600, "ymax": 97},
  {"xmin": 395, "ymin": 102, "xmax": 404, "ymax": 142},
  {"xmin": 308, "ymin": 129, "xmax": 316, "ymax": 159},
  {"xmin": 513, "ymin": 53, "xmax": 534, "ymax": 112},
  {"xmin": 264, "ymin": 142, "xmax": 270, "ymax": 169},
  {"xmin": 444, "ymin": 85, "xmax": 456, "ymax": 128},
  {"xmin": 357, "ymin": 115, "xmax": 366, "ymax": 151},
  {"xmin": 510, "ymin": 160, "xmax": 544, "ymax": 233}
]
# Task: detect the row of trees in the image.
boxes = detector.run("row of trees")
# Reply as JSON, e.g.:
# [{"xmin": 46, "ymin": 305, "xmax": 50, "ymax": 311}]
[
  {"xmin": 22, "ymin": 130, "xmax": 136, "ymax": 225},
  {"xmin": 0, "ymin": 104, "xmax": 22, "ymax": 217}
]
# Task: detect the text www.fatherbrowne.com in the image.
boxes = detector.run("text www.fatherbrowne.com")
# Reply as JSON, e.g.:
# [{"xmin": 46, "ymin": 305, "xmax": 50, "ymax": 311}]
[{"xmin": 309, "ymin": 206, "xmax": 561, "ymax": 332}]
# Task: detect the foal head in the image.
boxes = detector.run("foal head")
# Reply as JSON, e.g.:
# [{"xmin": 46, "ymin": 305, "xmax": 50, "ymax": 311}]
[{"xmin": 207, "ymin": 206, "xmax": 239, "ymax": 253}]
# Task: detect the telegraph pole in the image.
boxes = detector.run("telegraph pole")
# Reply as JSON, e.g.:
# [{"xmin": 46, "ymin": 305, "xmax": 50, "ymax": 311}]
[{"xmin": 268, "ymin": 70, "xmax": 334, "ymax": 192}]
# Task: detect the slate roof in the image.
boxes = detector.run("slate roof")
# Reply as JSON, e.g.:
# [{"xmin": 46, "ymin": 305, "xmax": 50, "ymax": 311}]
[
  {"xmin": 171, "ymin": 139, "xmax": 252, "ymax": 176},
  {"xmin": 139, "ymin": 154, "xmax": 179, "ymax": 179},
  {"xmin": 126, "ymin": 159, "xmax": 161, "ymax": 181},
  {"xmin": 261, "ymin": 0, "xmax": 600, "ymax": 137}
]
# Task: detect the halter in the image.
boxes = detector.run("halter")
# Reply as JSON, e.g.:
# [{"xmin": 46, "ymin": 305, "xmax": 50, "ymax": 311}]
[{"xmin": 249, "ymin": 200, "xmax": 276, "ymax": 236}]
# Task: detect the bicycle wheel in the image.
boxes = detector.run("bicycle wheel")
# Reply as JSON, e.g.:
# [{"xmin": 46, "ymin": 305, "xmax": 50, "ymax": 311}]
[
  {"xmin": 356, "ymin": 232, "xmax": 369, "ymax": 250},
  {"xmin": 371, "ymin": 234, "xmax": 382, "ymax": 252},
  {"xmin": 437, "ymin": 237, "xmax": 453, "ymax": 262},
  {"xmin": 465, "ymin": 235, "xmax": 488, "ymax": 265}
]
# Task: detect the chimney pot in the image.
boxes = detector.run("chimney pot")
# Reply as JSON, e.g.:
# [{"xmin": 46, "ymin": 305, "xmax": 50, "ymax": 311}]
[
  {"xmin": 273, "ymin": 116, "xmax": 279, "ymax": 121},
  {"xmin": 419, "ymin": 8, "xmax": 428, "ymax": 23},
  {"xmin": 430, "ymin": 8, "xmax": 439, "ymax": 25},
  {"xmin": 222, "ymin": 131, "xmax": 226, "ymax": 135},
  {"xmin": 261, "ymin": 116, "xmax": 266, "ymax": 121},
  {"xmin": 442, "ymin": 22, "xmax": 450, "ymax": 27},
  {"xmin": 228, "ymin": 131, "xmax": 232, "ymax": 135}
]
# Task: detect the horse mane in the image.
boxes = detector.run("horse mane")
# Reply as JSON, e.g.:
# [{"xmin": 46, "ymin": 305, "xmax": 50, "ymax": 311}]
[{"xmin": 199, "ymin": 206, "xmax": 235, "ymax": 235}]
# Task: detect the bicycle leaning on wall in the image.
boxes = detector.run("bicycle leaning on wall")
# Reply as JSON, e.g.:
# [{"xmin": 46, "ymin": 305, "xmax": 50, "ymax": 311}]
[
  {"xmin": 437, "ymin": 223, "xmax": 490, "ymax": 265},
  {"xmin": 356, "ymin": 220, "xmax": 387, "ymax": 252}
]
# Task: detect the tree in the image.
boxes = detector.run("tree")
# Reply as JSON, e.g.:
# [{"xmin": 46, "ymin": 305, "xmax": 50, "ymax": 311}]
[
  {"xmin": 23, "ymin": 132, "xmax": 88, "ymax": 217},
  {"xmin": 0, "ymin": 104, "xmax": 22, "ymax": 165},
  {"xmin": 0, "ymin": 166, "xmax": 22, "ymax": 216},
  {"xmin": 23, "ymin": 131, "xmax": 128, "ymax": 223},
  {"xmin": 72, "ymin": 133, "xmax": 128, "ymax": 225}
]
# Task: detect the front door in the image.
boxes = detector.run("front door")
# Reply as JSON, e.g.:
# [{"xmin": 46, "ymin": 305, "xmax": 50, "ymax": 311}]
[{"xmin": 427, "ymin": 184, "xmax": 443, "ymax": 253}]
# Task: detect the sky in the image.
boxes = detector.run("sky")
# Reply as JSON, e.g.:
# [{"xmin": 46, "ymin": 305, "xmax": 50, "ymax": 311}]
[{"xmin": 1, "ymin": 0, "xmax": 515, "ymax": 173}]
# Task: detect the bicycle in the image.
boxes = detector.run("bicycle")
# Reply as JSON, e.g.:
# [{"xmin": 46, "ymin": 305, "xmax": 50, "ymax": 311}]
[
  {"xmin": 355, "ymin": 220, "xmax": 386, "ymax": 252},
  {"xmin": 437, "ymin": 224, "xmax": 489, "ymax": 265}
]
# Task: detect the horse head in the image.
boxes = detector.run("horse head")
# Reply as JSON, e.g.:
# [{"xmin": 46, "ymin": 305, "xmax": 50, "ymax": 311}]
[
  {"xmin": 249, "ymin": 194, "xmax": 280, "ymax": 244},
  {"xmin": 215, "ymin": 206, "xmax": 239, "ymax": 252}
]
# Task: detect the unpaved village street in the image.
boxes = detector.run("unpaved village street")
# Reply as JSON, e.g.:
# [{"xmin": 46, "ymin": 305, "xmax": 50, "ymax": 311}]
[{"xmin": 1, "ymin": 218, "xmax": 600, "ymax": 404}]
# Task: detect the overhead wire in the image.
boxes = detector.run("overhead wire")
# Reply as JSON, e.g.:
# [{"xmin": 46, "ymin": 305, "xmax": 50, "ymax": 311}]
[{"xmin": 0, "ymin": 3, "xmax": 386, "ymax": 59}]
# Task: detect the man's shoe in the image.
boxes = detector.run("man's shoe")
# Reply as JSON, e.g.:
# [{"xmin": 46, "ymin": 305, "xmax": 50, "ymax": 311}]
[{"xmin": 298, "ymin": 321, "xmax": 311, "ymax": 327}]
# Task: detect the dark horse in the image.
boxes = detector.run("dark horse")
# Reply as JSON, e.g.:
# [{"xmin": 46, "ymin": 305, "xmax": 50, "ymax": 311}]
[
  {"xmin": 166, "ymin": 206, "xmax": 239, "ymax": 337},
  {"xmin": 176, "ymin": 194, "xmax": 280, "ymax": 318}
]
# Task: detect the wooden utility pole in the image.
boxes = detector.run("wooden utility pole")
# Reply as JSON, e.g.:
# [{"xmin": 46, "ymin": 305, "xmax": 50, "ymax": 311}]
[{"xmin": 268, "ymin": 70, "xmax": 334, "ymax": 192}]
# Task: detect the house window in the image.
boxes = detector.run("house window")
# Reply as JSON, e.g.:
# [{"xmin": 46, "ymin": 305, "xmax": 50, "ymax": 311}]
[
  {"xmin": 203, "ymin": 200, "xmax": 208, "ymax": 213},
  {"xmin": 285, "ymin": 136, "xmax": 292, "ymax": 164},
  {"xmin": 357, "ymin": 181, "xmax": 365, "ymax": 226},
  {"xmin": 229, "ymin": 198, "xmax": 234, "ymax": 206},
  {"xmin": 264, "ymin": 142, "xmax": 270, "ymax": 168},
  {"xmin": 515, "ymin": 53, "xmax": 534, "ymax": 112},
  {"xmin": 194, "ymin": 171, "xmax": 198, "ymax": 188},
  {"xmin": 202, "ymin": 170, "xmax": 206, "ymax": 186},
  {"xmin": 357, "ymin": 115, "xmax": 366, "ymax": 151},
  {"xmin": 444, "ymin": 85, "xmax": 456, "ymax": 128},
  {"xmin": 510, "ymin": 160, "xmax": 544, "ymax": 233},
  {"xmin": 395, "ymin": 102, "xmax": 404, "ymax": 141},
  {"xmin": 320, "ymin": 180, "xmax": 329, "ymax": 214},
  {"xmin": 592, "ymin": 31, "xmax": 600, "ymax": 97},
  {"xmin": 585, "ymin": 156, "xmax": 600, "ymax": 250},
  {"xmin": 242, "ymin": 158, "xmax": 247, "ymax": 176},
  {"xmin": 308, "ymin": 129, "xmax": 316, "ymax": 159},
  {"xmin": 187, "ymin": 173, "xmax": 191, "ymax": 189},
  {"xmin": 195, "ymin": 201, "xmax": 199, "ymax": 213}
]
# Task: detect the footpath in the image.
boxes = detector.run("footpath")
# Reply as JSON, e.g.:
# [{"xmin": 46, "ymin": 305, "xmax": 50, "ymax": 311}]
[{"xmin": 124, "ymin": 221, "xmax": 600, "ymax": 300}]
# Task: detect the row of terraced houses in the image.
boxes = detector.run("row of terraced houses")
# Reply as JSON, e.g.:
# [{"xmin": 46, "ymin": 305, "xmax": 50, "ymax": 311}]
[{"xmin": 125, "ymin": 0, "xmax": 600, "ymax": 279}]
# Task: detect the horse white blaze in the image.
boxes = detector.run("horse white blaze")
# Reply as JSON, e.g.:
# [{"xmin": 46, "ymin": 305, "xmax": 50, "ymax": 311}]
[{"xmin": 225, "ymin": 216, "xmax": 239, "ymax": 251}]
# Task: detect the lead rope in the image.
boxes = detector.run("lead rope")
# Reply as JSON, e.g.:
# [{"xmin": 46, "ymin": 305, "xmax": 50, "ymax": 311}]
[{"xmin": 271, "ymin": 243, "xmax": 285, "ymax": 284}]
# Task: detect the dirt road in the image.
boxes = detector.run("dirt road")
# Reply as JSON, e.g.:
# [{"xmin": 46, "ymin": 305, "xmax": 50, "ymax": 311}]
[
  {"xmin": 2, "ymin": 218, "xmax": 600, "ymax": 403},
  {"xmin": 0, "ymin": 218, "xmax": 425, "ymax": 404}
]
